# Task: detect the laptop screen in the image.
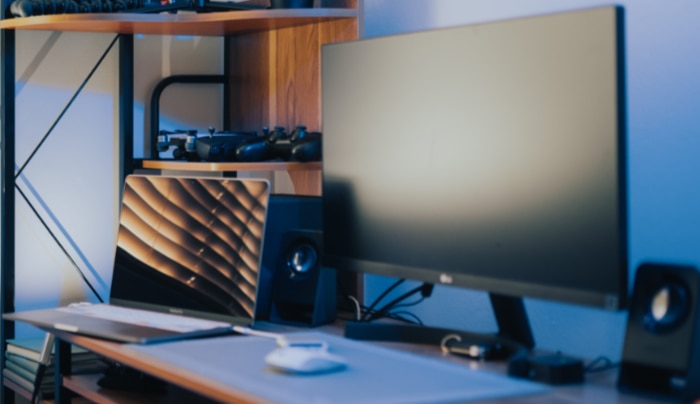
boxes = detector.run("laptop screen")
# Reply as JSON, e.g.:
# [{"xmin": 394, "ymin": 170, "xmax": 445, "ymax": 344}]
[{"xmin": 109, "ymin": 175, "xmax": 270, "ymax": 325}]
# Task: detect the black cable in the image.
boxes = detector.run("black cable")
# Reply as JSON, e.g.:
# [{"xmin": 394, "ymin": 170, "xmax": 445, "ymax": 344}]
[
  {"xmin": 386, "ymin": 310, "xmax": 423, "ymax": 325},
  {"xmin": 356, "ymin": 304, "xmax": 391, "ymax": 321},
  {"xmin": 367, "ymin": 283, "xmax": 425, "ymax": 322},
  {"xmin": 354, "ymin": 294, "xmax": 427, "ymax": 324},
  {"xmin": 387, "ymin": 296, "xmax": 427, "ymax": 311},
  {"xmin": 375, "ymin": 286, "xmax": 421, "ymax": 319},
  {"xmin": 362, "ymin": 278, "xmax": 405, "ymax": 321},
  {"xmin": 368, "ymin": 297, "xmax": 428, "ymax": 324}
]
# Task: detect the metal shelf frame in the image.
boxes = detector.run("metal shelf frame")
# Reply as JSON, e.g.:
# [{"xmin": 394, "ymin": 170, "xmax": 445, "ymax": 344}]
[{"xmin": 0, "ymin": 23, "xmax": 135, "ymax": 404}]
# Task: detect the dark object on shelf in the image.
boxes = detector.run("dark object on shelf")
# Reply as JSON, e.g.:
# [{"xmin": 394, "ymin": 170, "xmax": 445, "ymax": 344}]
[
  {"xmin": 270, "ymin": 0, "xmax": 313, "ymax": 8},
  {"xmin": 10, "ymin": 0, "xmax": 139, "ymax": 17},
  {"xmin": 127, "ymin": 0, "xmax": 266, "ymax": 14},
  {"xmin": 236, "ymin": 125, "xmax": 322, "ymax": 162},
  {"xmin": 195, "ymin": 129, "xmax": 257, "ymax": 162},
  {"xmin": 290, "ymin": 131, "xmax": 322, "ymax": 162},
  {"xmin": 156, "ymin": 130, "xmax": 199, "ymax": 161},
  {"xmin": 149, "ymin": 75, "xmax": 226, "ymax": 160},
  {"xmin": 98, "ymin": 363, "xmax": 168, "ymax": 393},
  {"xmin": 9, "ymin": 0, "xmax": 265, "ymax": 17},
  {"xmin": 235, "ymin": 126, "xmax": 286, "ymax": 162}
]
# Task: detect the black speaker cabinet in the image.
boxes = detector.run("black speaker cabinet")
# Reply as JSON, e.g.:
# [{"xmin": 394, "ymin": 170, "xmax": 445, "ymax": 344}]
[
  {"xmin": 255, "ymin": 194, "xmax": 336, "ymax": 327},
  {"xmin": 618, "ymin": 262, "xmax": 700, "ymax": 401}
]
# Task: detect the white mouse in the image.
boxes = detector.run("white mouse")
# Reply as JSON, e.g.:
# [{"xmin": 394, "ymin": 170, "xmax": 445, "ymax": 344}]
[{"xmin": 265, "ymin": 346, "xmax": 347, "ymax": 374}]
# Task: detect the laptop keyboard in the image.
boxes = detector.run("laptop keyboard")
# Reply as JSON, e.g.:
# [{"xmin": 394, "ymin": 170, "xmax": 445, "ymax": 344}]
[{"xmin": 59, "ymin": 303, "xmax": 232, "ymax": 333}]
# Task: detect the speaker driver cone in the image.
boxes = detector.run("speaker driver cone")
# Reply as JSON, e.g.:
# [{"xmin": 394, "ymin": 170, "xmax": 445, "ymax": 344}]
[
  {"xmin": 286, "ymin": 242, "xmax": 318, "ymax": 278},
  {"xmin": 644, "ymin": 282, "xmax": 690, "ymax": 333}
]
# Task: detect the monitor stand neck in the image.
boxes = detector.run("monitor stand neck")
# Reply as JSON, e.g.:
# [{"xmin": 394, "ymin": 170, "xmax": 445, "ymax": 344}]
[
  {"xmin": 489, "ymin": 293, "xmax": 535, "ymax": 349},
  {"xmin": 344, "ymin": 293, "xmax": 534, "ymax": 359}
]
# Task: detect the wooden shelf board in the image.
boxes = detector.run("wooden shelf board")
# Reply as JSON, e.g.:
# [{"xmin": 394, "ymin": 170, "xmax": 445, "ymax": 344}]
[
  {"xmin": 48, "ymin": 332, "xmax": 262, "ymax": 404},
  {"xmin": 141, "ymin": 159, "xmax": 321, "ymax": 172},
  {"xmin": 0, "ymin": 8, "xmax": 357, "ymax": 36},
  {"xmin": 64, "ymin": 373, "xmax": 223, "ymax": 404}
]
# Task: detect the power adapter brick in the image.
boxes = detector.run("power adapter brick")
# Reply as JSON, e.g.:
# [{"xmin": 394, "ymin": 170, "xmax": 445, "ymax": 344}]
[{"xmin": 508, "ymin": 353, "xmax": 585, "ymax": 385}]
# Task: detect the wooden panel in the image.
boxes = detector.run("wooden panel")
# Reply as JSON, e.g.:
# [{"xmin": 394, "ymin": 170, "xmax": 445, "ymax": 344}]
[
  {"xmin": 225, "ymin": 14, "xmax": 357, "ymax": 196},
  {"xmin": 273, "ymin": 17, "xmax": 357, "ymax": 131},
  {"xmin": 274, "ymin": 23, "xmax": 321, "ymax": 130},
  {"xmin": 319, "ymin": 9, "xmax": 358, "ymax": 43},
  {"xmin": 227, "ymin": 30, "xmax": 273, "ymax": 131},
  {"xmin": 288, "ymin": 169, "xmax": 322, "ymax": 195},
  {"xmin": 227, "ymin": 16, "xmax": 356, "ymax": 131}
]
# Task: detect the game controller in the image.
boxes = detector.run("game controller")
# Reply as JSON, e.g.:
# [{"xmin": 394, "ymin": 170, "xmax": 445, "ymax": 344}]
[
  {"xmin": 234, "ymin": 126, "xmax": 286, "ymax": 162},
  {"xmin": 194, "ymin": 128, "xmax": 257, "ymax": 162},
  {"xmin": 157, "ymin": 128, "xmax": 257, "ymax": 162},
  {"xmin": 235, "ymin": 125, "xmax": 322, "ymax": 162},
  {"xmin": 290, "ymin": 132, "xmax": 321, "ymax": 162}
]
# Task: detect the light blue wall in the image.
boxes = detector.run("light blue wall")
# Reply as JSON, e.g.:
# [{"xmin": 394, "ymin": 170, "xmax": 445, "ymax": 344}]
[
  {"xmin": 361, "ymin": 0, "xmax": 700, "ymax": 360},
  {"xmin": 12, "ymin": 32, "xmax": 121, "ymax": 329}
]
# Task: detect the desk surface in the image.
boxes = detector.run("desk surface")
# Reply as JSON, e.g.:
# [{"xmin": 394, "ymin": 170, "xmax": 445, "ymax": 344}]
[{"xmin": 52, "ymin": 324, "xmax": 670, "ymax": 404}]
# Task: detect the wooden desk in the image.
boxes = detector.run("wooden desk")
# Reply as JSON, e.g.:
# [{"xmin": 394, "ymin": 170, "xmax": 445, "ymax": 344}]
[
  {"xmin": 53, "ymin": 331, "xmax": 254, "ymax": 403},
  {"xmin": 43, "ymin": 324, "xmax": 674, "ymax": 404}
]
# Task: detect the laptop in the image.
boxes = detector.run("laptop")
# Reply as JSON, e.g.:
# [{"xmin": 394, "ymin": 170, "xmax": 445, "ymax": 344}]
[{"xmin": 4, "ymin": 174, "xmax": 271, "ymax": 344}]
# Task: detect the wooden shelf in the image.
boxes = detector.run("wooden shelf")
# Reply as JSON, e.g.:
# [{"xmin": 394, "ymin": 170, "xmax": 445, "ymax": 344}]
[
  {"xmin": 141, "ymin": 160, "xmax": 323, "ymax": 195},
  {"xmin": 47, "ymin": 332, "xmax": 263, "ymax": 403},
  {"xmin": 0, "ymin": 8, "xmax": 357, "ymax": 36},
  {"xmin": 64, "ymin": 373, "xmax": 221, "ymax": 404},
  {"xmin": 142, "ymin": 159, "xmax": 321, "ymax": 172}
]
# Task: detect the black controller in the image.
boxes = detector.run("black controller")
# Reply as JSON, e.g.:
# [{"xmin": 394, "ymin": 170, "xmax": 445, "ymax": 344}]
[
  {"xmin": 194, "ymin": 127, "xmax": 257, "ymax": 162},
  {"xmin": 235, "ymin": 125, "xmax": 322, "ymax": 162}
]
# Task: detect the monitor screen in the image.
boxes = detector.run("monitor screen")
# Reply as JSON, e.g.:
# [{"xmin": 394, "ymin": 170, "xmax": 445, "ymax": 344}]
[{"xmin": 321, "ymin": 6, "xmax": 627, "ymax": 315}]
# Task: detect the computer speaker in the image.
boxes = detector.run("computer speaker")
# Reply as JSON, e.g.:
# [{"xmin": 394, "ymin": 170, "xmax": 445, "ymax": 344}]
[
  {"xmin": 618, "ymin": 262, "xmax": 700, "ymax": 400},
  {"xmin": 255, "ymin": 194, "xmax": 336, "ymax": 327}
]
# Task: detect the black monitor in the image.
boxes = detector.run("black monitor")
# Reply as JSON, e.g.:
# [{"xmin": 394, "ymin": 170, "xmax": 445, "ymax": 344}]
[{"xmin": 321, "ymin": 6, "xmax": 627, "ymax": 352}]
